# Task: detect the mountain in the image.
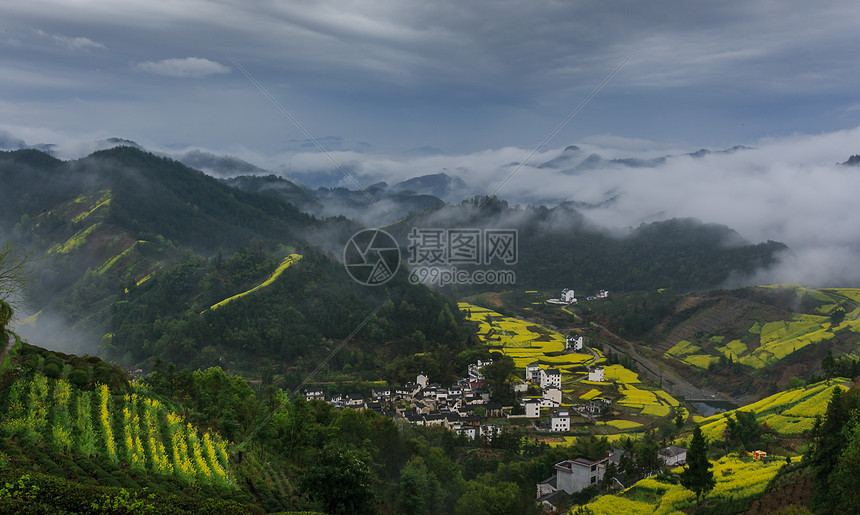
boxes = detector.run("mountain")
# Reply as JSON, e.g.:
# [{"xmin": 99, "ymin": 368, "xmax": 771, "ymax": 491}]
[
  {"xmin": 531, "ymin": 144, "xmax": 754, "ymax": 175},
  {"xmin": 0, "ymin": 147, "xmax": 465, "ymax": 376},
  {"xmin": 0, "ymin": 147, "xmax": 788, "ymax": 373},
  {"xmin": 175, "ymin": 149, "xmax": 271, "ymax": 178},
  {"xmin": 840, "ymin": 154, "xmax": 860, "ymax": 166},
  {"xmin": 385, "ymin": 198, "xmax": 787, "ymax": 294},
  {"xmin": 225, "ymin": 174, "xmax": 446, "ymax": 226},
  {"xmin": 392, "ymin": 172, "xmax": 467, "ymax": 201}
]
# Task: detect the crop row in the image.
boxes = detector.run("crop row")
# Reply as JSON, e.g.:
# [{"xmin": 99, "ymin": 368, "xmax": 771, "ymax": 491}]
[
  {"xmin": 0, "ymin": 374, "xmax": 232, "ymax": 487},
  {"xmin": 697, "ymin": 380, "xmax": 846, "ymax": 441}
]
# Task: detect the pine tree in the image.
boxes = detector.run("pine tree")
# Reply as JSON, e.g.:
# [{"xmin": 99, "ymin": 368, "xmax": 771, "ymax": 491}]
[{"xmin": 680, "ymin": 425, "xmax": 715, "ymax": 508}]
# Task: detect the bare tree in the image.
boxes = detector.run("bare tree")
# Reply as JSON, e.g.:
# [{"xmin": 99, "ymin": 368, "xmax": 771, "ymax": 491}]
[{"xmin": 0, "ymin": 239, "xmax": 32, "ymax": 312}]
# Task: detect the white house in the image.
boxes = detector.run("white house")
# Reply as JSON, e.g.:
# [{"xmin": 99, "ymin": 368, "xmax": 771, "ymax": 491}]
[
  {"xmin": 550, "ymin": 408, "xmax": 571, "ymax": 432},
  {"xmin": 554, "ymin": 457, "xmax": 607, "ymax": 493},
  {"xmin": 659, "ymin": 445, "xmax": 688, "ymax": 467},
  {"xmin": 541, "ymin": 386, "xmax": 562, "ymax": 408},
  {"xmin": 303, "ymin": 387, "xmax": 324, "ymax": 401},
  {"xmin": 468, "ymin": 359, "xmax": 492, "ymax": 382},
  {"xmin": 346, "ymin": 394, "xmax": 365, "ymax": 409},
  {"xmin": 566, "ymin": 335, "xmax": 583, "ymax": 351},
  {"xmin": 560, "ymin": 288, "xmax": 577, "ymax": 303},
  {"xmin": 588, "ymin": 366, "xmax": 604, "ymax": 382},
  {"xmin": 525, "ymin": 362, "xmax": 542, "ymax": 383},
  {"xmin": 513, "ymin": 380, "xmax": 529, "ymax": 394},
  {"xmin": 596, "ymin": 290, "xmax": 609, "ymax": 298},
  {"xmin": 523, "ymin": 398, "xmax": 541, "ymax": 418},
  {"xmin": 540, "ymin": 368, "xmax": 562, "ymax": 389},
  {"xmin": 454, "ymin": 424, "xmax": 477, "ymax": 440},
  {"xmin": 371, "ymin": 387, "xmax": 390, "ymax": 399},
  {"xmin": 416, "ymin": 373, "xmax": 429, "ymax": 388}
]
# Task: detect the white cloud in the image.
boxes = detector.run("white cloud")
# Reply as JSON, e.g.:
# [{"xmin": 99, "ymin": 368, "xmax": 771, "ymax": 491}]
[
  {"xmin": 135, "ymin": 57, "xmax": 230, "ymax": 78},
  {"xmin": 35, "ymin": 29, "xmax": 105, "ymax": 50}
]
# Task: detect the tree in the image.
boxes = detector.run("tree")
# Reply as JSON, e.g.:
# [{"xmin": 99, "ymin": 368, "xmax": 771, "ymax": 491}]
[
  {"xmin": 454, "ymin": 481, "xmax": 522, "ymax": 515},
  {"xmin": 680, "ymin": 425, "xmax": 715, "ymax": 508},
  {"xmin": 634, "ymin": 435, "xmax": 663, "ymax": 477},
  {"xmin": 674, "ymin": 406, "xmax": 687, "ymax": 429},
  {"xmin": 481, "ymin": 355, "xmax": 517, "ymax": 405},
  {"xmin": 602, "ymin": 461, "xmax": 618, "ymax": 491},
  {"xmin": 302, "ymin": 444, "xmax": 376, "ymax": 515},
  {"xmin": 724, "ymin": 410, "xmax": 762, "ymax": 451},
  {"xmin": 0, "ymin": 240, "xmax": 31, "ymax": 310}
]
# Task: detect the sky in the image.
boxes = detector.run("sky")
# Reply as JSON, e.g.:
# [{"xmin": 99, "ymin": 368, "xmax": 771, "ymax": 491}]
[
  {"xmin": 3, "ymin": 0, "xmax": 860, "ymax": 286},
  {"xmin": 3, "ymin": 0, "xmax": 860, "ymax": 156}
]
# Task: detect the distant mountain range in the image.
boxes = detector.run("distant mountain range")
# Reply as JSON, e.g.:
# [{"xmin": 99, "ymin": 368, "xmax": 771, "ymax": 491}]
[{"xmin": 532, "ymin": 144, "xmax": 754, "ymax": 174}]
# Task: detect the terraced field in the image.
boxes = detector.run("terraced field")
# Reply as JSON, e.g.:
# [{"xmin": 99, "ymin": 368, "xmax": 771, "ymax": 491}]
[
  {"xmin": 660, "ymin": 287, "xmax": 860, "ymax": 372},
  {"xmin": 696, "ymin": 379, "xmax": 847, "ymax": 441},
  {"xmin": 585, "ymin": 454, "xmax": 784, "ymax": 515},
  {"xmin": 458, "ymin": 302, "xmax": 596, "ymax": 370}
]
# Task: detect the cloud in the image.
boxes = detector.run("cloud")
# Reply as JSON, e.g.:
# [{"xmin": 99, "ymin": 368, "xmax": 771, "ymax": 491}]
[
  {"xmin": 217, "ymin": 126, "xmax": 860, "ymax": 287},
  {"xmin": 135, "ymin": 57, "xmax": 230, "ymax": 78},
  {"xmin": 35, "ymin": 29, "xmax": 105, "ymax": 50}
]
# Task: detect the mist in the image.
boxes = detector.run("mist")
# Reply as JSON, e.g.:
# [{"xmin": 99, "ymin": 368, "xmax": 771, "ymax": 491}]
[
  {"xmin": 5, "ymin": 125, "xmax": 860, "ymax": 287},
  {"xmin": 258, "ymin": 127, "xmax": 860, "ymax": 287}
]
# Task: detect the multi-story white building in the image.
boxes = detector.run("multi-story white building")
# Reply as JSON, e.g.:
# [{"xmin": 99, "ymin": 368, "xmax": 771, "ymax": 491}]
[
  {"xmin": 560, "ymin": 288, "xmax": 577, "ymax": 303},
  {"xmin": 540, "ymin": 368, "xmax": 561, "ymax": 389},
  {"xmin": 541, "ymin": 386, "xmax": 562, "ymax": 408},
  {"xmin": 550, "ymin": 408, "xmax": 571, "ymax": 432},
  {"xmin": 525, "ymin": 362, "xmax": 541, "ymax": 383},
  {"xmin": 554, "ymin": 457, "xmax": 607, "ymax": 493}
]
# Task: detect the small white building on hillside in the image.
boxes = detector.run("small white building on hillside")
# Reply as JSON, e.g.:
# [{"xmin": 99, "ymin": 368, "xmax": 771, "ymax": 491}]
[
  {"xmin": 560, "ymin": 288, "xmax": 577, "ymax": 303},
  {"xmin": 468, "ymin": 359, "xmax": 492, "ymax": 381},
  {"xmin": 524, "ymin": 398, "xmax": 541, "ymax": 418},
  {"xmin": 659, "ymin": 445, "xmax": 687, "ymax": 467},
  {"xmin": 550, "ymin": 408, "xmax": 571, "ymax": 432},
  {"xmin": 541, "ymin": 386, "xmax": 562, "ymax": 408},
  {"xmin": 566, "ymin": 335, "xmax": 583, "ymax": 351},
  {"xmin": 588, "ymin": 366, "xmax": 604, "ymax": 382},
  {"xmin": 555, "ymin": 457, "xmax": 607, "ymax": 493},
  {"xmin": 525, "ymin": 362, "xmax": 541, "ymax": 383}
]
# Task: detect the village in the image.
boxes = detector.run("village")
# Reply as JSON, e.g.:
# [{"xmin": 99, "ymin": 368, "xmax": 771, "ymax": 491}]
[
  {"xmin": 301, "ymin": 288, "xmax": 695, "ymax": 510},
  {"xmin": 302, "ymin": 354, "xmax": 690, "ymax": 511}
]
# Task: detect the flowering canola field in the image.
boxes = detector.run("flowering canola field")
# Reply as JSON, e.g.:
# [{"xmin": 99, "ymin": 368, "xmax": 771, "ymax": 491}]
[
  {"xmin": 211, "ymin": 254, "xmax": 303, "ymax": 311},
  {"xmin": 696, "ymin": 379, "xmax": 847, "ymax": 441},
  {"xmin": 585, "ymin": 455, "xmax": 784, "ymax": 515},
  {"xmin": 458, "ymin": 302, "xmax": 596, "ymax": 370}
]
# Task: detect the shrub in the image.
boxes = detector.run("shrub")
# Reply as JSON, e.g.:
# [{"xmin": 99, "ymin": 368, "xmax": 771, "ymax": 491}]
[
  {"xmin": 68, "ymin": 368, "xmax": 88, "ymax": 388},
  {"xmin": 42, "ymin": 364, "xmax": 61, "ymax": 379}
]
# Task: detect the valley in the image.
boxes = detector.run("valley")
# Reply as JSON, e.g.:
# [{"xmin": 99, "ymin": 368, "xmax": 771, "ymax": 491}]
[{"xmin": 0, "ymin": 146, "xmax": 859, "ymax": 513}]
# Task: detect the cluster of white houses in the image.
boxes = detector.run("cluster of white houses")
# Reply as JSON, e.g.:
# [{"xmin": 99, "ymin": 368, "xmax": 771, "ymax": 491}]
[
  {"xmin": 521, "ymin": 360, "xmax": 611, "ymax": 430},
  {"xmin": 303, "ymin": 360, "xmax": 506, "ymax": 440}
]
